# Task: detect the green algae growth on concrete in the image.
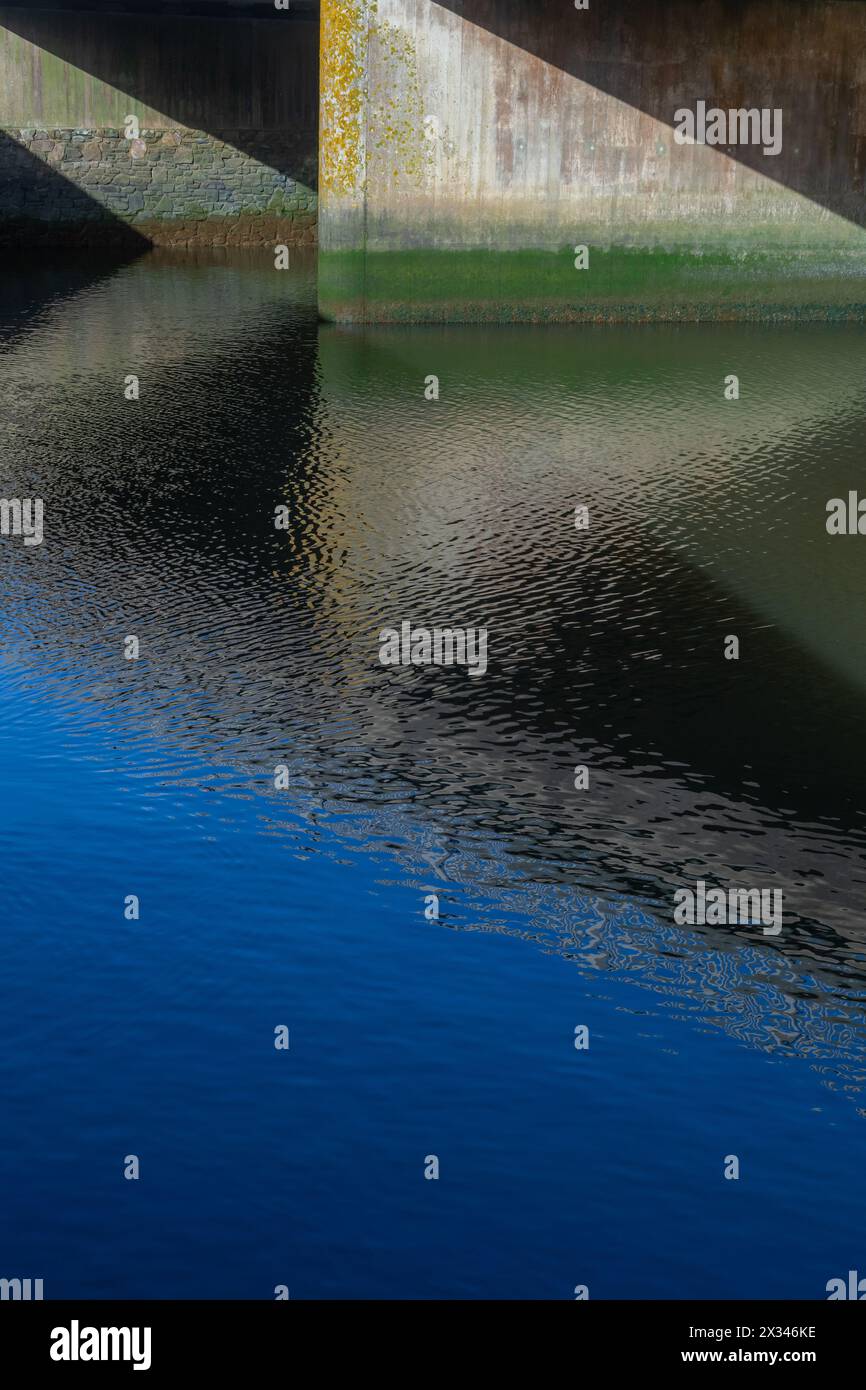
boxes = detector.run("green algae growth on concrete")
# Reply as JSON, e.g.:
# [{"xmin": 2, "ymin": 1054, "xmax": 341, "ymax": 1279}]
[{"xmin": 318, "ymin": 247, "xmax": 866, "ymax": 324}]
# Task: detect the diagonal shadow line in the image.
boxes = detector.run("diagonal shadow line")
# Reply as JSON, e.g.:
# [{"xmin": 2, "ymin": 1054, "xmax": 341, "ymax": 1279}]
[
  {"xmin": 0, "ymin": 128, "xmax": 151, "ymax": 248},
  {"xmin": 7, "ymin": 298, "xmax": 866, "ymax": 957},
  {"xmin": 0, "ymin": 130, "xmax": 149, "ymax": 343},
  {"xmin": 432, "ymin": 0, "xmax": 866, "ymax": 235},
  {"xmin": 0, "ymin": 6, "xmax": 319, "ymax": 194}
]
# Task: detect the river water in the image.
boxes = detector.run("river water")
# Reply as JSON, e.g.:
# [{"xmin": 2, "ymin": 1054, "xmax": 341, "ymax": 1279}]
[{"xmin": 0, "ymin": 249, "xmax": 864, "ymax": 1299}]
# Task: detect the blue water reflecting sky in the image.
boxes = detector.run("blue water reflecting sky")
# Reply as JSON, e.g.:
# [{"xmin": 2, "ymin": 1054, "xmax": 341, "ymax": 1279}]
[{"xmin": 1, "ymin": 253, "xmax": 865, "ymax": 1298}]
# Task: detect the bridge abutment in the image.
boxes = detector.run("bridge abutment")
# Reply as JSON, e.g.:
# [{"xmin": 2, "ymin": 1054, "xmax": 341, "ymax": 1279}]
[{"xmin": 0, "ymin": 4, "xmax": 319, "ymax": 247}]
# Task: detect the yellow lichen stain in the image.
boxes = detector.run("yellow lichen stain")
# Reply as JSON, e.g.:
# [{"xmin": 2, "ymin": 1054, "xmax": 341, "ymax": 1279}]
[
  {"xmin": 320, "ymin": 0, "xmax": 376, "ymax": 196},
  {"xmin": 367, "ymin": 19, "xmax": 430, "ymax": 188},
  {"xmin": 320, "ymin": 1, "xmax": 433, "ymax": 197}
]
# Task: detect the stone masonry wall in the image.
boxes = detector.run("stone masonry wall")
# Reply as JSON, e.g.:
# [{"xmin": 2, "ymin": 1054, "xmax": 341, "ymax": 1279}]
[
  {"xmin": 0, "ymin": 7, "xmax": 320, "ymax": 248},
  {"xmin": 0, "ymin": 126, "xmax": 317, "ymax": 247}
]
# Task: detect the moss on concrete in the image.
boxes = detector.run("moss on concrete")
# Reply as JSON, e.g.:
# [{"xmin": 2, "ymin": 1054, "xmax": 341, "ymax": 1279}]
[{"xmin": 318, "ymin": 247, "xmax": 866, "ymax": 323}]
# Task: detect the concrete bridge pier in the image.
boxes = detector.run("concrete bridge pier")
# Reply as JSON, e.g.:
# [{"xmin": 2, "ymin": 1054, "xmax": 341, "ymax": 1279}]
[{"xmin": 318, "ymin": 0, "xmax": 866, "ymax": 323}]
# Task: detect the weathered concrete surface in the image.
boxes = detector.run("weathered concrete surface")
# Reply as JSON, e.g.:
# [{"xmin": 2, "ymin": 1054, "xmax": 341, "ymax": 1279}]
[
  {"xmin": 319, "ymin": 0, "xmax": 866, "ymax": 321},
  {"xmin": 0, "ymin": 6, "xmax": 318, "ymax": 245}
]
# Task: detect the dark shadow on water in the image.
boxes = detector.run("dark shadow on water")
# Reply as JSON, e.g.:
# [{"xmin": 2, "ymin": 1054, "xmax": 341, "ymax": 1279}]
[
  {"xmin": 0, "ymin": 132, "xmax": 150, "ymax": 342},
  {"xmin": 0, "ymin": 248, "xmax": 147, "ymax": 351},
  {"xmin": 1, "ymin": 260, "xmax": 865, "ymax": 1107},
  {"xmin": 0, "ymin": 265, "xmax": 863, "ymax": 953}
]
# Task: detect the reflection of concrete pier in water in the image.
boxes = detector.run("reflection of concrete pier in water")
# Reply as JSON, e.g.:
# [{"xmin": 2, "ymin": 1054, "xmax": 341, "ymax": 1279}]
[
  {"xmin": 317, "ymin": 324, "xmax": 866, "ymax": 689},
  {"xmin": 1, "ymin": 256, "xmax": 866, "ymax": 1108}
]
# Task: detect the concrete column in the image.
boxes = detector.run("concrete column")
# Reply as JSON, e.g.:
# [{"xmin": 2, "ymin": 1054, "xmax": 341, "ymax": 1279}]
[{"xmin": 318, "ymin": 0, "xmax": 866, "ymax": 323}]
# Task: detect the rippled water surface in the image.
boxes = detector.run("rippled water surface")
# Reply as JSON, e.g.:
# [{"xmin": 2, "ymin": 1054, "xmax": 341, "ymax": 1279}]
[{"xmin": 1, "ymin": 250, "xmax": 865, "ymax": 1299}]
